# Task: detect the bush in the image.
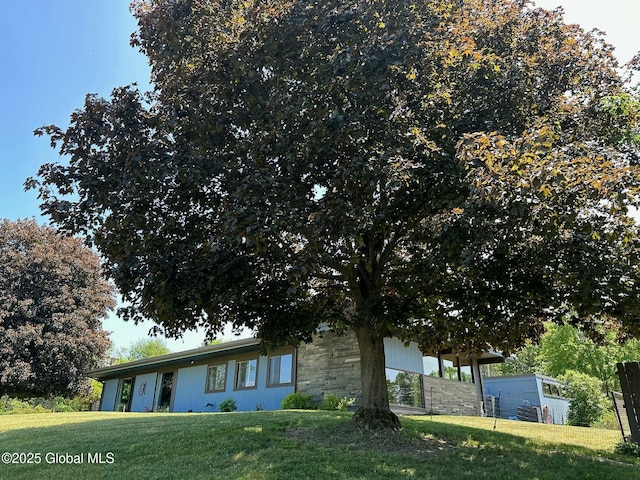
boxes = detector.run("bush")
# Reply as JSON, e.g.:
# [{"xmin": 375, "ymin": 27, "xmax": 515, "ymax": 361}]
[
  {"xmin": 53, "ymin": 396, "xmax": 75, "ymax": 413},
  {"xmin": 592, "ymin": 409, "xmax": 621, "ymax": 430},
  {"xmin": 219, "ymin": 398, "xmax": 237, "ymax": 412},
  {"xmin": 559, "ymin": 370, "xmax": 607, "ymax": 427},
  {"xmin": 0, "ymin": 383, "xmax": 103, "ymax": 415},
  {"xmin": 321, "ymin": 394, "xmax": 354, "ymax": 411},
  {"xmin": 0, "ymin": 396, "xmax": 51, "ymax": 414},
  {"xmin": 615, "ymin": 441, "xmax": 640, "ymax": 457},
  {"xmin": 281, "ymin": 393, "xmax": 316, "ymax": 410}
]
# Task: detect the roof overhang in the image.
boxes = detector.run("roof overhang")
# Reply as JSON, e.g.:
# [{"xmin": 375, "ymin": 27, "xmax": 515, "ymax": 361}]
[
  {"xmin": 87, "ymin": 337, "xmax": 261, "ymax": 380},
  {"xmin": 423, "ymin": 348, "xmax": 505, "ymax": 366}
]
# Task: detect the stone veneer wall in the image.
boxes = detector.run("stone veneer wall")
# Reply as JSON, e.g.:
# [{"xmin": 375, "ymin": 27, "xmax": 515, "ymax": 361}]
[
  {"xmin": 296, "ymin": 330, "xmax": 363, "ymax": 406},
  {"xmin": 422, "ymin": 376, "xmax": 481, "ymax": 416},
  {"xmin": 296, "ymin": 331, "xmax": 482, "ymax": 416}
]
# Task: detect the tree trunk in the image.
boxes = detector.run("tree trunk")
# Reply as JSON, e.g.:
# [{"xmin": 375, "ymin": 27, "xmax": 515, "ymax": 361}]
[{"xmin": 351, "ymin": 326, "xmax": 401, "ymax": 431}]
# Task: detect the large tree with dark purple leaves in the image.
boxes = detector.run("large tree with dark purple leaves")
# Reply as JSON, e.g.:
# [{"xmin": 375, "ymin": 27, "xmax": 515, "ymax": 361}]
[
  {"xmin": 29, "ymin": 0, "xmax": 640, "ymax": 429},
  {"xmin": 0, "ymin": 219, "xmax": 114, "ymax": 397}
]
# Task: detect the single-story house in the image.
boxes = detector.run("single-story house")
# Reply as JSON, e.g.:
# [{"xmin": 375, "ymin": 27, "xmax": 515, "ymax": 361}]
[
  {"xmin": 483, "ymin": 374, "xmax": 570, "ymax": 425},
  {"xmin": 89, "ymin": 330, "xmax": 503, "ymax": 416}
]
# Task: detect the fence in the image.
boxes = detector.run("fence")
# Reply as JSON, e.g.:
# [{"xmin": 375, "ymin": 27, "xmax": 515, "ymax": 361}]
[
  {"xmin": 407, "ymin": 388, "xmax": 620, "ymax": 450},
  {"xmin": 408, "ymin": 372, "xmax": 635, "ymax": 448},
  {"xmin": 476, "ymin": 392, "xmax": 625, "ymax": 449},
  {"xmin": 616, "ymin": 362, "xmax": 640, "ymax": 443},
  {"xmin": 612, "ymin": 391, "xmax": 632, "ymax": 442},
  {"xmin": 484, "ymin": 394, "xmax": 564, "ymax": 425}
]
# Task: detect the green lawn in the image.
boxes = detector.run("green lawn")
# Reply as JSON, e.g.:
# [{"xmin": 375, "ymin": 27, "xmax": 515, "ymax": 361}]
[{"xmin": 0, "ymin": 411, "xmax": 637, "ymax": 480}]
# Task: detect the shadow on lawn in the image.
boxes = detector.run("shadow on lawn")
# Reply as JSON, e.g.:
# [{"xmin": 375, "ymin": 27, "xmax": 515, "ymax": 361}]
[{"xmin": 2, "ymin": 411, "xmax": 639, "ymax": 480}]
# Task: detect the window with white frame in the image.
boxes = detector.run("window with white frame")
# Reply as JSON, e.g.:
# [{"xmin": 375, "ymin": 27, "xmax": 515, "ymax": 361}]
[
  {"xmin": 205, "ymin": 363, "xmax": 227, "ymax": 392},
  {"xmin": 267, "ymin": 353, "xmax": 293, "ymax": 386}
]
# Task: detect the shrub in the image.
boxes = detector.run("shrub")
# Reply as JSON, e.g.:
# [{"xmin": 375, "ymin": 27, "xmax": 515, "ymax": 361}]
[
  {"xmin": 53, "ymin": 396, "xmax": 75, "ymax": 412},
  {"xmin": 0, "ymin": 391, "xmax": 101, "ymax": 415},
  {"xmin": 592, "ymin": 409, "xmax": 620, "ymax": 430},
  {"xmin": 0, "ymin": 379, "xmax": 103, "ymax": 414},
  {"xmin": 559, "ymin": 370, "xmax": 607, "ymax": 427},
  {"xmin": 219, "ymin": 398, "xmax": 237, "ymax": 412},
  {"xmin": 281, "ymin": 393, "xmax": 316, "ymax": 410},
  {"xmin": 321, "ymin": 393, "xmax": 354, "ymax": 411},
  {"xmin": 0, "ymin": 396, "xmax": 51, "ymax": 414},
  {"xmin": 615, "ymin": 441, "xmax": 640, "ymax": 457}
]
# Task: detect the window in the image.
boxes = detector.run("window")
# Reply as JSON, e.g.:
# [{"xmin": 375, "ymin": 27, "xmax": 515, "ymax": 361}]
[
  {"xmin": 459, "ymin": 365, "xmax": 473, "ymax": 383},
  {"xmin": 267, "ymin": 353, "xmax": 293, "ymax": 386},
  {"xmin": 423, "ymin": 355, "xmax": 474, "ymax": 383},
  {"xmin": 205, "ymin": 364, "xmax": 227, "ymax": 392},
  {"xmin": 423, "ymin": 356, "xmax": 440, "ymax": 377},
  {"xmin": 235, "ymin": 359, "xmax": 258, "ymax": 389},
  {"xmin": 542, "ymin": 382, "xmax": 565, "ymax": 398},
  {"xmin": 116, "ymin": 378, "xmax": 132, "ymax": 412},
  {"xmin": 156, "ymin": 372, "xmax": 174, "ymax": 412},
  {"xmin": 386, "ymin": 368, "xmax": 424, "ymax": 408},
  {"xmin": 442, "ymin": 359, "xmax": 457, "ymax": 380}
]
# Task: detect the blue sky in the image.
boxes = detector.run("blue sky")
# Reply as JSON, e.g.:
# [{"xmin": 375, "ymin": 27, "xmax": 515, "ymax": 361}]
[
  {"xmin": 0, "ymin": 0, "xmax": 638, "ymax": 352},
  {"xmin": 1, "ymin": 1, "xmax": 150, "ymax": 220},
  {"xmin": 0, "ymin": 0, "xmax": 211, "ymax": 352}
]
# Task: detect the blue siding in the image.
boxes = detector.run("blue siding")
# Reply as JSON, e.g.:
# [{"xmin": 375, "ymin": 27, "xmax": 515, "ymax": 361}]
[
  {"xmin": 172, "ymin": 356, "xmax": 294, "ymax": 413},
  {"xmin": 130, "ymin": 372, "xmax": 159, "ymax": 412},
  {"xmin": 100, "ymin": 379, "xmax": 119, "ymax": 411},
  {"xmin": 484, "ymin": 376, "xmax": 539, "ymax": 420},
  {"xmin": 484, "ymin": 376, "xmax": 539, "ymax": 404},
  {"xmin": 484, "ymin": 375, "xmax": 570, "ymax": 424},
  {"xmin": 173, "ymin": 364, "xmax": 222, "ymax": 412}
]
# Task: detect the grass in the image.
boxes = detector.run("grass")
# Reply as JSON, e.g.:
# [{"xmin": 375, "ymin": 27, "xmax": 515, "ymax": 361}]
[{"xmin": 0, "ymin": 411, "xmax": 638, "ymax": 480}]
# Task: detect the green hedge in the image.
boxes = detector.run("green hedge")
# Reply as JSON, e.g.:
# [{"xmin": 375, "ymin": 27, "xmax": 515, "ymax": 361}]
[{"xmin": 0, "ymin": 395, "xmax": 98, "ymax": 415}]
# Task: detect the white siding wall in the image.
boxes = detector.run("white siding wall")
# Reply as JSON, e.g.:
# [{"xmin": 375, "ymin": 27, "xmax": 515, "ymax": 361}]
[
  {"xmin": 534, "ymin": 377, "xmax": 570, "ymax": 425},
  {"xmin": 384, "ymin": 337, "xmax": 424, "ymax": 374}
]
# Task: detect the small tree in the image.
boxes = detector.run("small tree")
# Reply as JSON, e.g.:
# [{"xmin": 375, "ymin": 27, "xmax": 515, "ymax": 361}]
[
  {"xmin": 560, "ymin": 370, "xmax": 607, "ymax": 427},
  {"xmin": 113, "ymin": 338, "xmax": 171, "ymax": 364},
  {"xmin": 0, "ymin": 219, "xmax": 114, "ymax": 397},
  {"xmin": 494, "ymin": 341, "xmax": 544, "ymax": 377}
]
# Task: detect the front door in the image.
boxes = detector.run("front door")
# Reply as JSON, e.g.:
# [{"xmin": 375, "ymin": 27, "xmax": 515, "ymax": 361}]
[
  {"xmin": 115, "ymin": 378, "xmax": 133, "ymax": 412},
  {"xmin": 156, "ymin": 372, "xmax": 175, "ymax": 412}
]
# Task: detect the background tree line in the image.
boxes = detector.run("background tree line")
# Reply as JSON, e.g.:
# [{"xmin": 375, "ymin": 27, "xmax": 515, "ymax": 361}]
[{"xmin": 491, "ymin": 321, "xmax": 640, "ymax": 426}]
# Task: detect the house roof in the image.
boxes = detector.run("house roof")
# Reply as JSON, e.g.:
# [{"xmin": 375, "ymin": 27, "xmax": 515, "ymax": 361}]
[
  {"xmin": 88, "ymin": 333, "xmax": 505, "ymax": 380},
  {"xmin": 87, "ymin": 337, "xmax": 261, "ymax": 380},
  {"xmin": 423, "ymin": 348, "xmax": 505, "ymax": 366},
  {"xmin": 483, "ymin": 373, "xmax": 565, "ymax": 384}
]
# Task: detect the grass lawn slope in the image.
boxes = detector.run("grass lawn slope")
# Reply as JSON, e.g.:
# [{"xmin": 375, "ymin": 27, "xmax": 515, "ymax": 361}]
[{"xmin": 0, "ymin": 411, "xmax": 638, "ymax": 480}]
